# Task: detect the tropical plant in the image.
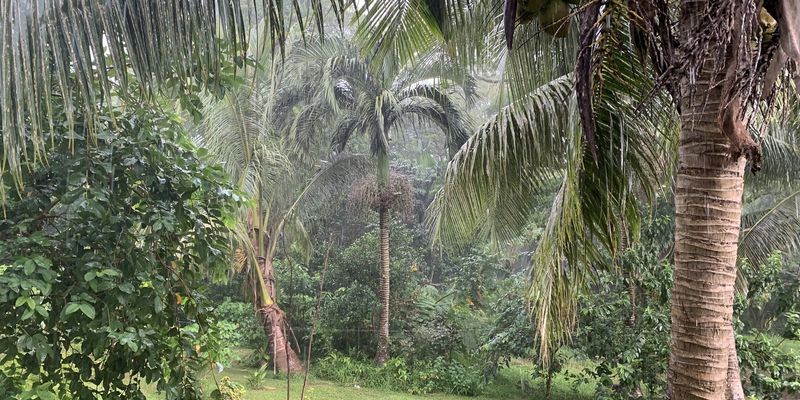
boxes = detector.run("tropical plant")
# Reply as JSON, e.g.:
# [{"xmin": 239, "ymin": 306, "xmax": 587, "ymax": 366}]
[
  {"xmin": 0, "ymin": 0, "xmax": 346, "ymax": 187},
  {"xmin": 286, "ymin": 36, "xmax": 473, "ymax": 364},
  {"xmin": 0, "ymin": 99, "xmax": 239, "ymax": 399},
  {"xmin": 192, "ymin": 51, "xmax": 372, "ymax": 372}
]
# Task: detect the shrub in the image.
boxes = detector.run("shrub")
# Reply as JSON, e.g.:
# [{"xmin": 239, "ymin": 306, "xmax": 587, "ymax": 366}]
[
  {"xmin": 0, "ymin": 106, "xmax": 239, "ymax": 399},
  {"xmin": 213, "ymin": 300, "xmax": 267, "ymax": 348},
  {"xmin": 210, "ymin": 377, "xmax": 246, "ymax": 400},
  {"xmin": 182, "ymin": 320, "xmax": 240, "ymax": 367},
  {"xmin": 314, "ymin": 353, "xmax": 482, "ymax": 395}
]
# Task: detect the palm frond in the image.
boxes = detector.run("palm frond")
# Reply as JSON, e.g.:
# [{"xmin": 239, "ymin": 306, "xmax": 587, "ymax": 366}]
[
  {"xmin": 395, "ymin": 82, "xmax": 473, "ymax": 154},
  {"xmin": 272, "ymin": 154, "xmax": 374, "ymax": 236},
  {"xmin": 740, "ymin": 189, "xmax": 800, "ymax": 268},
  {"xmin": 354, "ymin": 0, "xmax": 444, "ymax": 68},
  {"xmin": 192, "ymin": 87, "xmax": 290, "ymax": 200},
  {"xmin": 427, "ymin": 73, "xmax": 574, "ymax": 248},
  {"xmin": 0, "ymin": 0, "xmax": 348, "ymax": 188}
]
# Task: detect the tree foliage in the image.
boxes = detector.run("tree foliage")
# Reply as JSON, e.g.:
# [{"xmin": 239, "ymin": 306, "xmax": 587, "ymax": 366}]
[{"xmin": 0, "ymin": 104, "xmax": 239, "ymax": 399}]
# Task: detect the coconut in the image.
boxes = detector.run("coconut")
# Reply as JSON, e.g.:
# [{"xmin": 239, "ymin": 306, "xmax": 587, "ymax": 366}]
[
  {"xmin": 539, "ymin": 0, "xmax": 571, "ymax": 38},
  {"xmin": 520, "ymin": 0, "xmax": 548, "ymax": 13}
]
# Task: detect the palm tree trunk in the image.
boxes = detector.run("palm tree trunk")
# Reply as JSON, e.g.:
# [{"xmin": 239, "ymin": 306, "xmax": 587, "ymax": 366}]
[
  {"xmin": 668, "ymin": 1, "xmax": 761, "ymax": 396},
  {"xmin": 255, "ymin": 254, "xmax": 304, "ymax": 374},
  {"xmin": 375, "ymin": 205, "xmax": 391, "ymax": 365},
  {"xmin": 726, "ymin": 323, "xmax": 745, "ymax": 400},
  {"xmin": 669, "ymin": 63, "xmax": 747, "ymax": 399}
]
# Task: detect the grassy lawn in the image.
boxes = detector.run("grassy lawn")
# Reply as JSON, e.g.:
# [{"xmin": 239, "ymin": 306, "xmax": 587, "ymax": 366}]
[
  {"xmin": 754, "ymin": 334, "xmax": 800, "ymax": 353},
  {"xmin": 143, "ymin": 354, "xmax": 594, "ymax": 400}
]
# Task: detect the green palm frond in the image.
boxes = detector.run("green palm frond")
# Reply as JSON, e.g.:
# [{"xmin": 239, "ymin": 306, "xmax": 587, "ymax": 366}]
[
  {"xmin": 428, "ymin": 73, "xmax": 574, "ymax": 248},
  {"xmin": 740, "ymin": 189, "xmax": 800, "ymax": 268},
  {"xmin": 429, "ymin": 2, "xmax": 675, "ymax": 363},
  {"xmin": 192, "ymin": 86, "xmax": 290, "ymax": 200},
  {"xmin": 354, "ymin": 0, "xmax": 445, "ymax": 68},
  {"xmin": 284, "ymin": 154, "xmax": 374, "ymax": 222},
  {"xmin": 749, "ymin": 129, "xmax": 800, "ymax": 189},
  {"xmin": 0, "ymin": 0, "xmax": 348, "ymax": 187}
]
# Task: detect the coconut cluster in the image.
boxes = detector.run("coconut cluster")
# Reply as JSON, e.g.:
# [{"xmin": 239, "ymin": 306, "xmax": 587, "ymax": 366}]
[{"xmin": 518, "ymin": 0, "xmax": 577, "ymax": 38}]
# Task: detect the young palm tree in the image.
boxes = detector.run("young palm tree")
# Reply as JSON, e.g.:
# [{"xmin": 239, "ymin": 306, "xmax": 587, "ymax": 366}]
[
  {"xmin": 286, "ymin": 37, "xmax": 473, "ymax": 364},
  {"xmin": 193, "ymin": 65, "xmax": 370, "ymax": 372}
]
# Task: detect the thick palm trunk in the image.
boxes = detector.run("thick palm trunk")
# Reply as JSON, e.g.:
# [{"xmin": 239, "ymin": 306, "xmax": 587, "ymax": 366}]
[
  {"xmin": 375, "ymin": 205, "xmax": 391, "ymax": 365},
  {"xmin": 255, "ymin": 254, "xmax": 304, "ymax": 373},
  {"xmin": 669, "ymin": 61, "xmax": 747, "ymax": 398}
]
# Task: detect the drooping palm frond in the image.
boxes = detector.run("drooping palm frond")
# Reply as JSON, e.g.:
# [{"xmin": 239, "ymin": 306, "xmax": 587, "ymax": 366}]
[
  {"xmin": 354, "ymin": 0, "xmax": 445, "ymax": 68},
  {"xmin": 192, "ymin": 87, "xmax": 291, "ymax": 197},
  {"xmin": 429, "ymin": 1, "xmax": 676, "ymax": 363},
  {"xmin": 0, "ymin": 0, "xmax": 349, "ymax": 188},
  {"xmin": 427, "ymin": 73, "xmax": 574, "ymax": 248},
  {"xmin": 740, "ymin": 189, "xmax": 800, "ymax": 268},
  {"xmin": 751, "ymin": 135, "xmax": 800, "ymax": 188}
]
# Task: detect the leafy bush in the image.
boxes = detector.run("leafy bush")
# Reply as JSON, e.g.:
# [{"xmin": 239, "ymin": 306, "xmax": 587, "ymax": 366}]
[
  {"xmin": 213, "ymin": 300, "xmax": 267, "ymax": 348},
  {"xmin": 314, "ymin": 353, "xmax": 482, "ymax": 395},
  {"xmin": 210, "ymin": 376, "xmax": 246, "ymax": 400},
  {"xmin": 0, "ymin": 106, "xmax": 239, "ymax": 399},
  {"xmin": 245, "ymin": 365, "xmax": 273, "ymax": 389},
  {"xmin": 182, "ymin": 320, "xmax": 240, "ymax": 367},
  {"xmin": 736, "ymin": 253, "xmax": 800, "ymax": 399}
]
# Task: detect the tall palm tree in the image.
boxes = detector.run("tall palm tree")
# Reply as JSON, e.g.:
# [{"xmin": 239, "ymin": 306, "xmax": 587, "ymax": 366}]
[
  {"xmin": 286, "ymin": 37, "xmax": 472, "ymax": 364},
  {"xmin": 193, "ymin": 61, "xmax": 370, "ymax": 372},
  {"xmin": 356, "ymin": 0, "xmax": 800, "ymax": 397}
]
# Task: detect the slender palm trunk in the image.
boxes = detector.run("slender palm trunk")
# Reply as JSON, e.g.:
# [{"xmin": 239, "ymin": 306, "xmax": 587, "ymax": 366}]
[
  {"xmin": 669, "ymin": 60, "xmax": 747, "ymax": 398},
  {"xmin": 255, "ymin": 254, "xmax": 304, "ymax": 373},
  {"xmin": 375, "ymin": 205, "xmax": 391, "ymax": 365},
  {"xmin": 249, "ymin": 219, "xmax": 303, "ymax": 373}
]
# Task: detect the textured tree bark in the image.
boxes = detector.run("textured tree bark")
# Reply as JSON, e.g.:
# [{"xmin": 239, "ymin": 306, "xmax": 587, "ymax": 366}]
[
  {"xmin": 255, "ymin": 255, "xmax": 304, "ymax": 374},
  {"xmin": 375, "ymin": 206, "xmax": 391, "ymax": 365},
  {"xmin": 669, "ymin": 62, "xmax": 747, "ymax": 398},
  {"xmin": 726, "ymin": 323, "xmax": 745, "ymax": 400},
  {"xmin": 248, "ymin": 219, "xmax": 304, "ymax": 374}
]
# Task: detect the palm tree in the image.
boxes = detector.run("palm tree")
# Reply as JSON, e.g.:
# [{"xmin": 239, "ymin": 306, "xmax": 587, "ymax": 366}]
[
  {"xmin": 193, "ymin": 61, "xmax": 370, "ymax": 372},
  {"xmin": 356, "ymin": 0, "xmax": 800, "ymax": 396},
  {"xmin": 286, "ymin": 37, "xmax": 472, "ymax": 364}
]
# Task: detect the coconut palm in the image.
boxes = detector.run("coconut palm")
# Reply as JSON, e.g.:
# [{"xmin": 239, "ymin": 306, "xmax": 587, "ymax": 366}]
[
  {"xmin": 285, "ymin": 37, "xmax": 473, "ymax": 364},
  {"xmin": 355, "ymin": 0, "xmax": 800, "ymax": 396},
  {"xmin": 192, "ymin": 59, "xmax": 370, "ymax": 372}
]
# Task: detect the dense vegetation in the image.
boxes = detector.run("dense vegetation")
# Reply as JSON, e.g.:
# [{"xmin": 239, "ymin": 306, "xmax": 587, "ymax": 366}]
[{"xmin": 1, "ymin": 1, "xmax": 800, "ymax": 400}]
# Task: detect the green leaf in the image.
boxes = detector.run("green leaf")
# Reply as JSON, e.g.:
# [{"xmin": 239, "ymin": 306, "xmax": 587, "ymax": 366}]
[
  {"xmin": 23, "ymin": 260, "xmax": 36, "ymax": 275},
  {"xmin": 79, "ymin": 303, "xmax": 96, "ymax": 320},
  {"xmin": 64, "ymin": 303, "xmax": 81, "ymax": 316},
  {"xmin": 100, "ymin": 269, "xmax": 119, "ymax": 277},
  {"xmin": 84, "ymin": 270, "xmax": 97, "ymax": 282},
  {"xmin": 21, "ymin": 308, "xmax": 35, "ymax": 320},
  {"xmin": 15, "ymin": 296, "xmax": 28, "ymax": 308}
]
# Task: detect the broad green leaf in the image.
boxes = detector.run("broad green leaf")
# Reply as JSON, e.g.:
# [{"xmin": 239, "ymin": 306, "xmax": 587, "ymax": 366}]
[
  {"xmin": 64, "ymin": 302, "xmax": 81, "ymax": 316},
  {"xmin": 79, "ymin": 303, "xmax": 96, "ymax": 320}
]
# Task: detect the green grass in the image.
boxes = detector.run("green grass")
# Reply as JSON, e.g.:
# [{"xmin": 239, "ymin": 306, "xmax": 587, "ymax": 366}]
[
  {"xmin": 765, "ymin": 335, "xmax": 800, "ymax": 353},
  {"xmin": 142, "ymin": 354, "xmax": 594, "ymax": 400}
]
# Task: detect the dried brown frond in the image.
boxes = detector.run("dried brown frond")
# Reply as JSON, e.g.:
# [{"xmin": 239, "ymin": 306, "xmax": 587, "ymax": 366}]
[{"xmin": 349, "ymin": 171, "xmax": 414, "ymax": 217}]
